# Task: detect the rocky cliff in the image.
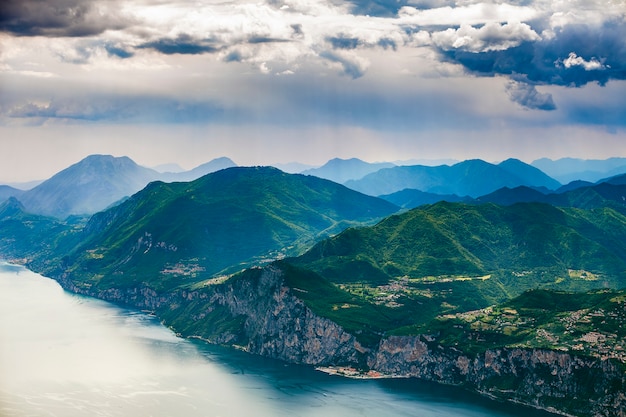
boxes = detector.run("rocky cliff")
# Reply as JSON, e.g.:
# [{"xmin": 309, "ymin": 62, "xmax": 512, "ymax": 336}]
[
  {"xmin": 43, "ymin": 264, "xmax": 626, "ymax": 417},
  {"xmin": 371, "ymin": 336, "xmax": 625, "ymax": 417}
]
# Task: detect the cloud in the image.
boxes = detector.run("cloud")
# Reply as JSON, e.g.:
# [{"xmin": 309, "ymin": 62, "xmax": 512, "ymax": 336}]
[
  {"xmin": 138, "ymin": 34, "xmax": 222, "ymax": 55},
  {"xmin": 505, "ymin": 80, "xmax": 556, "ymax": 111},
  {"xmin": 327, "ymin": 35, "xmax": 361, "ymax": 50},
  {"xmin": 5, "ymin": 96, "xmax": 224, "ymax": 124},
  {"xmin": 0, "ymin": 0, "xmax": 131, "ymax": 37},
  {"xmin": 561, "ymin": 52, "xmax": 605, "ymax": 71},
  {"xmin": 319, "ymin": 50, "xmax": 369, "ymax": 79},
  {"xmin": 432, "ymin": 22, "xmax": 540, "ymax": 53},
  {"xmin": 1, "ymin": 0, "xmax": 625, "ymax": 117},
  {"xmin": 437, "ymin": 20, "xmax": 626, "ymax": 91}
]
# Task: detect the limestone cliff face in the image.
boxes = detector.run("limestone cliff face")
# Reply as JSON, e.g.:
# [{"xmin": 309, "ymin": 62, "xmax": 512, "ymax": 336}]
[
  {"xmin": 214, "ymin": 266, "xmax": 367, "ymax": 365},
  {"xmin": 50, "ymin": 265, "xmax": 624, "ymax": 417},
  {"xmin": 370, "ymin": 336, "xmax": 625, "ymax": 417}
]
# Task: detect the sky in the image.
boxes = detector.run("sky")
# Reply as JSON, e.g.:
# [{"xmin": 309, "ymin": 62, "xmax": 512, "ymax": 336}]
[{"xmin": 1, "ymin": 0, "xmax": 625, "ymax": 182}]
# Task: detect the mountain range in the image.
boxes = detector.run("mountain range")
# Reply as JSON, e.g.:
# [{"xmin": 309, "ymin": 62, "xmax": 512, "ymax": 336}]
[
  {"xmin": 6, "ymin": 154, "xmax": 626, "ymax": 220},
  {"xmin": 4, "ymin": 155, "xmax": 237, "ymax": 219},
  {"xmin": 301, "ymin": 158, "xmax": 396, "ymax": 183},
  {"xmin": 1, "ymin": 154, "xmax": 625, "ymax": 417},
  {"xmin": 532, "ymin": 157, "xmax": 626, "ymax": 183},
  {"xmin": 343, "ymin": 158, "xmax": 561, "ymax": 197},
  {"xmin": 478, "ymin": 181, "xmax": 626, "ymax": 212},
  {"xmin": 32, "ymin": 166, "xmax": 397, "ymax": 291}
]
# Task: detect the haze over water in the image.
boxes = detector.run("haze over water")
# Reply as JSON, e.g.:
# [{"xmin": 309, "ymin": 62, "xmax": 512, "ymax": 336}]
[{"xmin": 0, "ymin": 263, "xmax": 556, "ymax": 417}]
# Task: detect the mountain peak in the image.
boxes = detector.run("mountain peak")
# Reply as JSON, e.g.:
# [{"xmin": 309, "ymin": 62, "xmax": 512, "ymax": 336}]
[
  {"xmin": 302, "ymin": 158, "xmax": 395, "ymax": 183},
  {"xmin": 18, "ymin": 155, "xmax": 160, "ymax": 218}
]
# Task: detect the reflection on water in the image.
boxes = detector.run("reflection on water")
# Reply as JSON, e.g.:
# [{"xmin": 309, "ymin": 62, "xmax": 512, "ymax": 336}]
[{"xmin": 0, "ymin": 263, "xmax": 556, "ymax": 417}]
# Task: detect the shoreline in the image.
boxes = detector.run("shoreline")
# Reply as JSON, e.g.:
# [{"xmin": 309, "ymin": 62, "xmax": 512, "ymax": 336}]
[{"xmin": 314, "ymin": 365, "xmax": 408, "ymax": 380}]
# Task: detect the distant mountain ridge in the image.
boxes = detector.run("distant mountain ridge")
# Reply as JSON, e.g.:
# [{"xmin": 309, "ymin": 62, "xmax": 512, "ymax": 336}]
[
  {"xmin": 0, "ymin": 185, "xmax": 24, "ymax": 201},
  {"xmin": 17, "ymin": 155, "xmax": 161, "ymax": 219},
  {"xmin": 301, "ymin": 158, "xmax": 396, "ymax": 183},
  {"xmin": 344, "ymin": 158, "xmax": 561, "ymax": 197},
  {"xmin": 160, "ymin": 157, "xmax": 237, "ymax": 182},
  {"xmin": 4, "ymin": 155, "xmax": 238, "ymax": 219},
  {"xmin": 475, "ymin": 177, "xmax": 626, "ymax": 214},
  {"xmin": 532, "ymin": 157, "xmax": 626, "ymax": 183}
]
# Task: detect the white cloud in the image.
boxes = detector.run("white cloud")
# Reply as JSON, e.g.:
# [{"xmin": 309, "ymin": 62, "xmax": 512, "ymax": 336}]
[
  {"xmin": 398, "ymin": 3, "xmax": 540, "ymax": 26},
  {"xmin": 432, "ymin": 21, "xmax": 540, "ymax": 53},
  {"xmin": 562, "ymin": 52, "xmax": 606, "ymax": 71}
]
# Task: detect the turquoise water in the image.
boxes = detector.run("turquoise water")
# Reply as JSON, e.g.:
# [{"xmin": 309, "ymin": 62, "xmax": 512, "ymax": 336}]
[{"xmin": 0, "ymin": 264, "xmax": 556, "ymax": 417}]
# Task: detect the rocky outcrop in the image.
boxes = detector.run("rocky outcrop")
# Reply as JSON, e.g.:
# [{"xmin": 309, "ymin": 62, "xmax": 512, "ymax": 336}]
[{"xmin": 370, "ymin": 336, "xmax": 625, "ymax": 417}]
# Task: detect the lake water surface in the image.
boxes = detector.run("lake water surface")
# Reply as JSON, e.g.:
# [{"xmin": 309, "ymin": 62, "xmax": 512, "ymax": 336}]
[{"xmin": 0, "ymin": 263, "xmax": 557, "ymax": 417}]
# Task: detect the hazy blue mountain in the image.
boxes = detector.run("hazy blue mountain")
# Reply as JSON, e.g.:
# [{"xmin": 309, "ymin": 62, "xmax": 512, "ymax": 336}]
[
  {"xmin": 344, "ymin": 159, "xmax": 557, "ymax": 197},
  {"xmin": 497, "ymin": 158, "xmax": 561, "ymax": 189},
  {"xmin": 152, "ymin": 162, "xmax": 185, "ymax": 173},
  {"xmin": 556, "ymin": 180, "xmax": 594, "ymax": 193},
  {"xmin": 301, "ymin": 158, "xmax": 396, "ymax": 183},
  {"xmin": 18, "ymin": 155, "xmax": 162, "ymax": 219},
  {"xmin": 378, "ymin": 188, "xmax": 471, "ymax": 208},
  {"xmin": 271, "ymin": 162, "xmax": 317, "ymax": 173},
  {"xmin": 475, "ymin": 186, "xmax": 552, "ymax": 206},
  {"xmin": 475, "ymin": 182, "xmax": 626, "ymax": 214},
  {"xmin": 600, "ymin": 173, "xmax": 626, "ymax": 186},
  {"xmin": 531, "ymin": 157, "xmax": 626, "ymax": 183},
  {"xmin": 161, "ymin": 157, "xmax": 237, "ymax": 182},
  {"xmin": 393, "ymin": 158, "xmax": 458, "ymax": 166},
  {"xmin": 0, "ymin": 185, "xmax": 24, "ymax": 202},
  {"xmin": 5, "ymin": 180, "xmax": 43, "ymax": 190}
]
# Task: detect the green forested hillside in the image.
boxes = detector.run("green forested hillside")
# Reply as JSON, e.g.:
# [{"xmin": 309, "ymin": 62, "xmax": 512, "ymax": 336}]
[
  {"xmin": 56, "ymin": 166, "xmax": 399, "ymax": 291},
  {"xmin": 286, "ymin": 202, "xmax": 626, "ymax": 344}
]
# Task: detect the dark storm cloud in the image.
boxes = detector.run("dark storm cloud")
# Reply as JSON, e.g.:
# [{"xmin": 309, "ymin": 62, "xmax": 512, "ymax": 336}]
[
  {"xmin": 0, "ymin": 0, "xmax": 130, "ymax": 37},
  {"xmin": 326, "ymin": 35, "xmax": 396, "ymax": 51},
  {"xmin": 104, "ymin": 44, "xmax": 134, "ymax": 59},
  {"xmin": 6, "ymin": 96, "xmax": 224, "ymax": 124},
  {"xmin": 138, "ymin": 35, "xmax": 222, "ymax": 55},
  {"xmin": 247, "ymin": 36, "xmax": 291, "ymax": 44},
  {"xmin": 327, "ymin": 36, "xmax": 361, "ymax": 50},
  {"xmin": 349, "ymin": 0, "xmax": 410, "ymax": 17},
  {"xmin": 437, "ymin": 20, "xmax": 626, "ymax": 88},
  {"xmin": 319, "ymin": 51, "xmax": 366, "ymax": 79},
  {"xmin": 137, "ymin": 33, "xmax": 293, "ymax": 56},
  {"xmin": 505, "ymin": 81, "xmax": 556, "ymax": 111}
]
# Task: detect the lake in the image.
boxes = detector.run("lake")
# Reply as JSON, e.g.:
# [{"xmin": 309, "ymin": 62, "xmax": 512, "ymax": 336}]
[{"xmin": 0, "ymin": 263, "xmax": 556, "ymax": 417}]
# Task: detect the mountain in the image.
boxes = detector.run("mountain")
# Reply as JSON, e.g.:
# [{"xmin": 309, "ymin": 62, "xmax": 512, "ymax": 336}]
[
  {"xmin": 271, "ymin": 162, "xmax": 317, "ymax": 173},
  {"xmin": 532, "ymin": 157, "xmax": 626, "ymax": 183},
  {"xmin": 301, "ymin": 158, "xmax": 395, "ymax": 184},
  {"xmin": 0, "ymin": 185, "xmax": 24, "ymax": 202},
  {"xmin": 0, "ymin": 197, "xmax": 81, "ymax": 263},
  {"xmin": 344, "ymin": 159, "xmax": 559, "ymax": 197},
  {"xmin": 152, "ymin": 162, "xmax": 185, "ymax": 173},
  {"xmin": 475, "ymin": 182, "xmax": 626, "ymax": 214},
  {"xmin": 17, "ymin": 155, "xmax": 162, "ymax": 219},
  {"xmin": 474, "ymin": 186, "xmax": 550, "ymax": 206},
  {"xmin": 60, "ymin": 166, "xmax": 399, "ymax": 291},
  {"xmin": 160, "ymin": 157, "xmax": 237, "ymax": 182},
  {"xmin": 496, "ymin": 158, "xmax": 561, "ymax": 189},
  {"xmin": 12, "ymin": 155, "xmax": 240, "ymax": 219},
  {"xmin": 601, "ymin": 173, "xmax": 626, "ymax": 185},
  {"xmin": 555, "ymin": 179, "xmax": 594, "ymax": 193},
  {"xmin": 2, "ymin": 179, "xmax": 625, "ymax": 416},
  {"xmin": 378, "ymin": 188, "xmax": 470, "ymax": 208},
  {"xmin": 287, "ymin": 201, "xmax": 626, "ymax": 340}
]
